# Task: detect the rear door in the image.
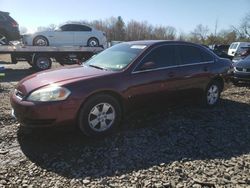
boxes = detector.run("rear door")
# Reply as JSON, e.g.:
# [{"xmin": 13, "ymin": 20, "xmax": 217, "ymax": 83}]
[
  {"xmin": 52, "ymin": 24, "xmax": 74, "ymax": 46},
  {"xmin": 174, "ymin": 44, "xmax": 215, "ymax": 93},
  {"xmin": 73, "ymin": 25, "xmax": 92, "ymax": 46}
]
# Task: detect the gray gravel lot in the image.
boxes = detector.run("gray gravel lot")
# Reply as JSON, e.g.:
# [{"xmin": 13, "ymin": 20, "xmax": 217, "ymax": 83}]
[{"xmin": 0, "ymin": 55, "xmax": 250, "ymax": 187}]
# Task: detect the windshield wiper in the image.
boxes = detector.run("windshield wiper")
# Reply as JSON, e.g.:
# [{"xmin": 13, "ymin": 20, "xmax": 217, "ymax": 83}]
[{"xmin": 88, "ymin": 64, "xmax": 107, "ymax": 70}]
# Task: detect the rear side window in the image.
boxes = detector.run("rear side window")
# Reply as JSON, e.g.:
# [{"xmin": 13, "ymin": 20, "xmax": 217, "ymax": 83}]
[
  {"xmin": 70, "ymin": 25, "xmax": 92, "ymax": 31},
  {"xmin": 178, "ymin": 45, "xmax": 202, "ymax": 64},
  {"xmin": 200, "ymin": 49, "xmax": 214, "ymax": 62},
  {"xmin": 139, "ymin": 45, "xmax": 176, "ymax": 70},
  {"xmin": 78, "ymin": 25, "xmax": 92, "ymax": 31}
]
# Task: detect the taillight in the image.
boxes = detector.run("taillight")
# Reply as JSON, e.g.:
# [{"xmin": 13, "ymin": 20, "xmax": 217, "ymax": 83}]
[{"xmin": 11, "ymin": 22, "xmax": 18, "ymax": 27}]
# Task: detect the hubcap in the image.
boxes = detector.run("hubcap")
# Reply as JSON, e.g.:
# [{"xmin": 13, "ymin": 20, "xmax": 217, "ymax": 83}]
[
  {"xmin": 36, "ymin": 38, "xmax": 47, "ymax": 46},
  {"xmin": 207, "ymin": 84, "xmax": 219, "ymax": 105},
  {"xmin": 37, "ymin": 58, "xmax": 50, "ymax": 70},
  {"xmin": 89, "ymin": 40, "xmax": 98, "ymax": 47},
  {"xmin": 88, "ymin": 103, "xmax": 115, "ymax": 132}
]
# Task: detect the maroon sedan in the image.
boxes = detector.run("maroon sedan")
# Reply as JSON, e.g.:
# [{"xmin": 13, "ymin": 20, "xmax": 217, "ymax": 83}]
[{"xmin": 10, "ymin": 40, "xmax": 232, "ymax": 136}]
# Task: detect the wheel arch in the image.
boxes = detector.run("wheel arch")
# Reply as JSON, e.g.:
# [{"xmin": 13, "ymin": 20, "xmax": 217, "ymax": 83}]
[
  {"xmin": 210, "ymin": 76, "xmax": 224, "ymax": 91},
  {"xmin": 77, "ymin": 90, "xmax": 125, "ymax": 120},
  {"xmin": 87, "ymin": 37, "xmax": 99, "ymax": 46}
]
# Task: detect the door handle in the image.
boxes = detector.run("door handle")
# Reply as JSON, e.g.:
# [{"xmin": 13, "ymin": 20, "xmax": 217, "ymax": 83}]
[
  {"xmin": 168, "ymin": 72, "xmax": 175, "ymax": 77},
  {"xmin": 203, "ymin": 67, "xmax": 208, "ymax": 72}
]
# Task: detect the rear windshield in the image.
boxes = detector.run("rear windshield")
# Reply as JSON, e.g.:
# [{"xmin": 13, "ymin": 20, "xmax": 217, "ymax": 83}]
[{"xmin": 230, "ymin": 43, "xmax": 239, "ymax": 50}]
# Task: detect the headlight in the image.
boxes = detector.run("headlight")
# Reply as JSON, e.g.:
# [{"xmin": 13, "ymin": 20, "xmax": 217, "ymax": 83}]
[{"xmin": 27, "ymin": 86, "xmax": 71, "ymax": 102}]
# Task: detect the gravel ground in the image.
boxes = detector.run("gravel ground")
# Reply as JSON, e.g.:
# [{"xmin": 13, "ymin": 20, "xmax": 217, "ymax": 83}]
[{"xmin": 0, "ymin": 55, "xmax": 250, "ymax": 187}]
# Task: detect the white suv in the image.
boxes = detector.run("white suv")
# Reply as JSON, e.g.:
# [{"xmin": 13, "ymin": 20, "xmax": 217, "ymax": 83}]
[{"xmin": 228, "ymin": 42, "xmax": 250, "ymax": 56}]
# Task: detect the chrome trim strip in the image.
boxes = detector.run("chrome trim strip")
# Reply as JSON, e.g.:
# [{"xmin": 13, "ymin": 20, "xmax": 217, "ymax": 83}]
[{"xmin": 132, "ymin": 61, "xmax": 214, "ymax": 74}]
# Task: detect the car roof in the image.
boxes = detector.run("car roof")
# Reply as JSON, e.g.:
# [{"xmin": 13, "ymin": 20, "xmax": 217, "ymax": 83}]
[
  {"xmin": 124, "ymin": 40, "xmax": 203, "ymax": 47},
  {"xmin": 60, "ymin": 22, "xmax": 93, "ymax": 28}
]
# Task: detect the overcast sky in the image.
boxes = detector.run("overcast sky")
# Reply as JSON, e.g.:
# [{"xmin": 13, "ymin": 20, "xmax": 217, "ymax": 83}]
[{"xmin": 1, "ymin": 0, "xmax": 250, "ymax": 33}]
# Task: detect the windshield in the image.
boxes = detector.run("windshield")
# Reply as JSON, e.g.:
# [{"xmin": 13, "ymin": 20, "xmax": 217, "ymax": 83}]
[
  {"xmin": 230, "ymin": 43, "xmax": 239, "ymax": 50},
  {"xmin": 85, "ymin": 43, "xmax": 147, "ymax": 71}
]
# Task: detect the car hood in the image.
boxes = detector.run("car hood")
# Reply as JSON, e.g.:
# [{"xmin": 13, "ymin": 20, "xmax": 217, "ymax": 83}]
[
  {"xmin": 23, "ymin": 31, "xmax": 54, "ymax": 37},
  {"xmin": 233, "ymin": 59, "xmax": 250, "ymax": 68},
  {"xmin": 16, "ymin": 65, "xmax": 112, "ymax": 95}
]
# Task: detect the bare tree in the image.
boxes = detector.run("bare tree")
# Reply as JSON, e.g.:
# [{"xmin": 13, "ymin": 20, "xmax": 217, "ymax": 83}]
[
  {"xmin": 114, "ymin": 16, "xmax": 125, "ymax": 41},
  {"xmin": 36, "ymin": 24, "xmax": 57, "ymax": 32},
  {"xmin": 232, "ymin": 12, "xmax": 250, "ymax": 40},
  {"xmin": 153, "ymin": 26, "xmax": 176, "ymax": 40},
  {"xmin": 190, "ymin": 24, "xmax": 209, "ymax": 44}
]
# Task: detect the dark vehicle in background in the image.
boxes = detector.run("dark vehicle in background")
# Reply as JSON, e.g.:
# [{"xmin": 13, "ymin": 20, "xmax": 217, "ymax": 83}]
[
  {"xmin": 213, "ymin": 44, "xmax": 232, "ymax": 60},
  {"xmin": 232, "ymin": 55, "xmax": 250, "ymax": 84},
  {"xmin": 10, "ymin": 40, "xmax": 232, "ymax": 137},
  {"xmin": 232, "ymin": 47, "xmax": 250, "ymax": 63},
  {"xmin": 0, "ymin": 11, "xmax": 20, "ymax": 45}
]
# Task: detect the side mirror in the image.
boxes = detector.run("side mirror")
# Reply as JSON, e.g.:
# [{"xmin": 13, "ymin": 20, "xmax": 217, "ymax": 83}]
[{"xmin": 140, "ymin": 61, "xmax": 156, "ymax": 70}]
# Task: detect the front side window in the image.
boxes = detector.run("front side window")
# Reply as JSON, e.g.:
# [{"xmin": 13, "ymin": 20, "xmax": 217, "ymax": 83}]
[
  {"xmin": 85, "ymin": 43, "xmax": 146, "ymax": 71},
  {"xmin": 136, "ymin": 45, "xmax": 176, "ymax": 71},
  {"xmin": 60, "ymin": 24, "xmax": 72, "ymax": 31},
  {"xmin": 230, "ymin": 43, "xmax": 239, "ymax": 50}
]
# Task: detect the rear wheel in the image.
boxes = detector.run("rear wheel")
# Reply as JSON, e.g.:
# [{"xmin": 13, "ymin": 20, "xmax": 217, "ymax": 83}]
[
  {"xmin": 33, "ymin": 36, "xmax": 49, "ymax": 46},
  {"xmin": 204, "ymin": 81, "xmax": 222, "ymax": 106},
  {"xmin": 78, "ymin": 94, "xmax": 122, "ymax": 137},
  {"xmin": 87, "ymin": 38, "xmax": 99, "ymax": 47}
]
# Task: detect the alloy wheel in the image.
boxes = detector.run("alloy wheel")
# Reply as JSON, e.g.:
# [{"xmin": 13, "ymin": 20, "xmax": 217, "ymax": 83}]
[
  {"xmin": 207, "ymin": 84, "xmax": 219, "ymax": 105},
  {"xmin": 88, "ymin": 103, "xmax": 115, "ymax": 132},
  {"xmin": 35, "ymin": 38, "xmax": 48, "ymax": 46}
]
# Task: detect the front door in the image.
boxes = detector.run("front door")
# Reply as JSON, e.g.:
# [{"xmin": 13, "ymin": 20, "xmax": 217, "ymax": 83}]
[{"xmin": 126, "ymin": 45, "xmax": 179, "ymax": 107}]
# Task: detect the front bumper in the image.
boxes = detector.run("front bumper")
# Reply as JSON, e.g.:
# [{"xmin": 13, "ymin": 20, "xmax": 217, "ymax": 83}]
[
  {"xmin": 10, "ymin": 94, "xmax": 80, "ymax": 127},
  {"xmin": 232, "ymin": 71, "xmax": 250, "ymax": 82}
]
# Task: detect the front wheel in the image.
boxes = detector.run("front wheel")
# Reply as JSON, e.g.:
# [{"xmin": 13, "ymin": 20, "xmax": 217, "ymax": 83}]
[
  {"xmin": 33, "ymin": 36, "xmax": 49, "ymax": 46},
  {"xmin": 204, "ymin": 81, "xmax": 222, "ymax": 106},
  {"xmin": 78, "ymin": 94, "xmax": 122, "ymax": 137}
]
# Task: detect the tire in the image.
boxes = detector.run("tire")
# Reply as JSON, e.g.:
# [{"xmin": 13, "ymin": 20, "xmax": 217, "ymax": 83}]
[
  {"xmin": 87, "ymin": 38, "xmax": 99, "ymax": 47},
  {"xmin": 33, "ymin": 36, "xmax": 49, "ymax": 46},
  {"xmin": 78, "ymin": 94, "xmax": 122, "ymax": 137},
  {"xmin": 203, "ymin": 81, "xmax": 222, "ymax": 106},
  {"xmin": 33, "ymin": 56, "xmax": 52, "ymax": 71},
  {"xmin": 0, "ymin": 32, "xmax": 9, "ymax": 45}
]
